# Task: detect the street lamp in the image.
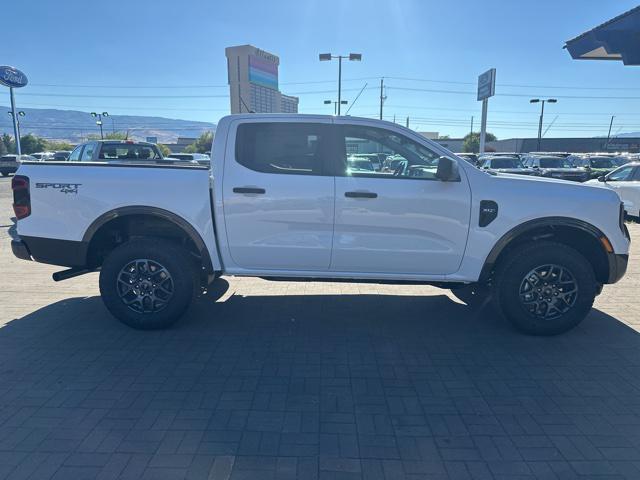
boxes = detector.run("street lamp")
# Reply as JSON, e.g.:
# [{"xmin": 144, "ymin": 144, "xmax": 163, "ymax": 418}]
[
  {"xmin": 319, "ymin": 52, "xmax": 362, "ymax": 115},
  {"xmin": 530, "ymin": 99, "xmax": 557, "ymax": 151},
  {"xmin": 324, "ymin": 99, "xmax": 348, "ymax": 115},
  {"xmin": 91, "ymin": 111, "xmax": 109, "ymax": 139}
]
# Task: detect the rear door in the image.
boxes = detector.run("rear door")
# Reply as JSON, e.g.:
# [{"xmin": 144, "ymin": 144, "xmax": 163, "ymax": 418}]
[
  {"xmin": 222, "ymin": 119, "xmax": 335, "ymax": 271},
  {"xmin": 330, "ymin": 120, "xmax": 472, "ymax": 275}
]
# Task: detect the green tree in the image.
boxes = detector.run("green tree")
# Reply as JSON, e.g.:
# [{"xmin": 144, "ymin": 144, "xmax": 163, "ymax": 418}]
[
  {"xmin": 184, "ymin": 131, "xmax": 213, "ymax": 154},
  {"xmin": 2, "ymin": 134, "xmax": 15, "ymax": 154},
  {"xmin": 19, "ymin": 134, "xmax": 48, "ymax": 154},
  {"xmin": 45, "ymin": 140, "xmax": 74, "ymax": 151},
  {"xmin": 462, "ymin": 131, "xmax": 497, "ymax": 153},
  {"xmin": 0, "ymin": 138, "xmax": 6, "ymax": 156},
  {"xmin": 87, "ymin": 130, "xmax": 131, "ymax": 141},
  {"xmin": 158, "ymin": 143, "xmax": 171, "ymax": 157}
]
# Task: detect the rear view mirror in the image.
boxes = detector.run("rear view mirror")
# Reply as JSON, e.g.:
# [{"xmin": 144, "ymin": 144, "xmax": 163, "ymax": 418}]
[
  {"xmin": 598, "ymin": 175, "xmax": 605, "ymax": 182},
  {"xmin": 436, "ymin": 157, "xmax": 460, "ymax": 182}
]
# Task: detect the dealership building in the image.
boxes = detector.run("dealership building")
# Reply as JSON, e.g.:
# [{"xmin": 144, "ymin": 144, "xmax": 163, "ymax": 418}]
[{"xmin": 225, "ymin": 45, "xmax": 299, "ymax": 114}]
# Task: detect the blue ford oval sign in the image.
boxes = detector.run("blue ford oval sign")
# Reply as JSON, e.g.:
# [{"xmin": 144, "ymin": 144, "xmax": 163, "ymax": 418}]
[{"xmin": 0, "ymin": 66, "xmax": 28, "ymax": 88}]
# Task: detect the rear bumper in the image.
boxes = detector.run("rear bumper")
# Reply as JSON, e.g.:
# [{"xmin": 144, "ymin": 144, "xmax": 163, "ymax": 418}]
[
  {"xmin": 11, "ymin": 235, "xmax": 87, "ymax": 267},
  {"xmin": 607, "ymin": 253, "xmax": 628, "ymax": 284},
  {"xmin": 11, "ymin": 238, "xmax": 31, "ymax": 261}
]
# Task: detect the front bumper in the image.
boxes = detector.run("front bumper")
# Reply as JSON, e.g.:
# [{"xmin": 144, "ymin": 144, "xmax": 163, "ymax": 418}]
[{"xmin": 607, "ymin": 253, "xmax": 628, "ymax": 284}]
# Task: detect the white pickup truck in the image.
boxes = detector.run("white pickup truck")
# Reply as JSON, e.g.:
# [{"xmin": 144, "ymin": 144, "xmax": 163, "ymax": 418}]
[{"xmin": 11, "ymin": 115, "xmax": 630, "ymax": 335}]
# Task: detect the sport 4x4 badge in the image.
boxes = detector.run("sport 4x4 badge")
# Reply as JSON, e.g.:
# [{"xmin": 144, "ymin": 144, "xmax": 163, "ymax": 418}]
[{"xmin": 35, "ymin": 182, "xmax": 81, "ymax": 195}]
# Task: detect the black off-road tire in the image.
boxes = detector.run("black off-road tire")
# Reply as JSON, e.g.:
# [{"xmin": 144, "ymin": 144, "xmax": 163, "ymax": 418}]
[
  {"xmin": 493, "ymin": 241, "xmax": 597, "ymax": 336},
  {"xmin": 99, "ymin": 238, "xmax": 195, "ymax": 330},
  {"xmin": 450, "ymin": 283, "xmax": 492, "ymax": 309}
]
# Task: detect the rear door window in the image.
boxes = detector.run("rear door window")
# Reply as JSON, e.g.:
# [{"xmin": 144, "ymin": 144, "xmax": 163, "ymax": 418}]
[
  {"xmin": 235, "ymin": 123, "xmax": 329, "ymax": 176},
  {"xmin": 69, "ymin": 145, "xmax": 83, "ymax": 161},
  {"xmin": 80, "ymin": 143, "xmax": 96, "ymax": 161}
]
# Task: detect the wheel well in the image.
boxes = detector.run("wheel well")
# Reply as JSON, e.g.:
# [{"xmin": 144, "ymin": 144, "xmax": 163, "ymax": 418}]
[
  {"xmin": 86, "ymin": 214, "xmax": 207, "ymax": 272},
  {"xmin": 487, "ymin": 224, "xmax": 609, "ymax": 284}
]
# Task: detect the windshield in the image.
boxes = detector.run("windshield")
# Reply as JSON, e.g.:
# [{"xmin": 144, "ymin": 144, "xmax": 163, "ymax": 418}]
[
  {"xmin": 487, "ymin": 158, "xmax": 522, "ymax": 169},
  {"xmin": 589, "ymin": 157, "xmax": 616, "ymax": 168},
  {"xmin": 99, "ymin": 144, "xmax": 162, "ymax": 160},
  {"xmin": 539, "ymin": 157, "xmax": 572, "ymax": 168},
  {"xmin": 347, "ymin": 157, "xmax": 375, "ymax": 171}
]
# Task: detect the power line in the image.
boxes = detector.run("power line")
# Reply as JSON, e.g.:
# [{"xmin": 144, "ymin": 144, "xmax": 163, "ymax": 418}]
[
  {"xmin": 27, "ymin": 77, "xmax": 380, "ymax": 89},
  {"xmin": 386, "ymin": 85, "xmax": 640, "ymax": 100}
]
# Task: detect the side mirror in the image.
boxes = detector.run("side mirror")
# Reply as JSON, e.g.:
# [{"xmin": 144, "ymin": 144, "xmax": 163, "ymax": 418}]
[
  {"xmin": 597, "ymin": 175, "xmax": 606, "ymax": 182},
  {"xmin": 532, "ymin": 165, "xmax": 540, "ymax": 169},
  {"xmin": 436, "ymin": 157, "xmax": 459, "ymax": 182}
]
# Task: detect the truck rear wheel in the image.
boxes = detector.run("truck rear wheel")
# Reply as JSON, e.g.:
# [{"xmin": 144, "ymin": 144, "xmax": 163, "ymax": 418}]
[
  {"xmin": 99, "ymin": 239, "xmax": 195, "ymax": 329},
  {"xmin": 493, "ymin": 241, "xmax": 597, "ymax": 335}
]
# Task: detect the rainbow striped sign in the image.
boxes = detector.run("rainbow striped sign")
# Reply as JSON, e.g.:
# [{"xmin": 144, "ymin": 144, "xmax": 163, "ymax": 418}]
[{"xmin": 249, "ymin": 55, "xmax": 278, "ymax": 90}]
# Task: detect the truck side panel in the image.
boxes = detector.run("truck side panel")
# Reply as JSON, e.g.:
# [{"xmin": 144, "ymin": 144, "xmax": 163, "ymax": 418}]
[{"xmin": 16, "ymin": 163, "xmax": 222, "ymax": 271}]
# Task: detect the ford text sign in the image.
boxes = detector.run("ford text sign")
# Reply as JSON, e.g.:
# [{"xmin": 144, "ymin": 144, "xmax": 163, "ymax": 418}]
[{"xmin": 0, "ymin": 66, "xmax": 28, "ymax": 88}]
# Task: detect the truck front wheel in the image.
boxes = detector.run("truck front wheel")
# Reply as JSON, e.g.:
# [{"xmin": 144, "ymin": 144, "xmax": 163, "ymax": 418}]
[
  {"xmin": 493, "ymin": 241, "xmax": 597, "ymax": 335},
  {"xmin": 99, "ymin": 239, "xmax": 195, "ymax": 329}
]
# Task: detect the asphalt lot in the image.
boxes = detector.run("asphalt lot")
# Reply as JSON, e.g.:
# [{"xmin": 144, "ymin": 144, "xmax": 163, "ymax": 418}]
[{"xmin": 1, "ymin": 175, "xmax": 640, "ymax": 480}]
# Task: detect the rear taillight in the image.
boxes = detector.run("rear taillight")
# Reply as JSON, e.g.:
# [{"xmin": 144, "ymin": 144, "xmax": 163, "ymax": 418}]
[{"xmin": 12, "ymin": 175, "xmax": 30, "ymax": 219}]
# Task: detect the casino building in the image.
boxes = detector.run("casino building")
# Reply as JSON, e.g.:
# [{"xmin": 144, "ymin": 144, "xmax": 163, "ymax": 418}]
[{"xmin": 225, "ymin": 45, "xmax": 299, "ymax": 114}]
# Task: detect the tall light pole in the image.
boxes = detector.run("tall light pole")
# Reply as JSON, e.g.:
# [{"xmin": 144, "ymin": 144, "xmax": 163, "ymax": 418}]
[
  {"xmin": 91, "ymin": 111, "xmax": 109, "ymax": 139},
  {"xmin": 323, "ymin": 99, "xmax": 347, "ymax": 115},
  {"xmin": 319, "ymin": 53, "xmax": 362, "ymax": 116},
  {"xmin": 530, "ymin": 99, "xmax": 557, "ymax": 151}
]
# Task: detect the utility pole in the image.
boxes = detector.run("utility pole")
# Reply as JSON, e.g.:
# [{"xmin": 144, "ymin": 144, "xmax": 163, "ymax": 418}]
[
  {"xmin": 606, "ymin": 115, "xmax": 615, "ymax": 149},
  {"xmin": 337, "ymin": 56, "xmax": 342, "ymax": 115},
  {"xmin": 530, "ymin": 99, "xmax": 557, "ymax": 151},
  {"xmin": 406, "ymin": 117, "xmax": 409, "ymax": 128},
  {"xmin": 470, "ymin": 116, "xmax": 474, "ymax": 138},
  {"xmin": 379, "ymin": 78, "xmax": 385, "ymax": 120}
]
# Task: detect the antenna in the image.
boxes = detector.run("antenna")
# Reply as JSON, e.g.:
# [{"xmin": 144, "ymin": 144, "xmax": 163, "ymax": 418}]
[
  {"xmin": 345, "ymin": 83, "xmax": 368, "ymax": 115},
  {"xmin": 239, "ymin": 94, "xmax": 254, "ymax": 113},
  {"xmin": 542, "ymin": 115, "xmax": 559, "ymax": 137}
]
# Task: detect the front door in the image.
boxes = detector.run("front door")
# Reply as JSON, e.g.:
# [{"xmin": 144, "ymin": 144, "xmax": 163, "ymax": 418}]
[
  {"xmin": 222, "ymin": 119, "xmax": 335, "ymax": 271},
  {"xmin": 331, "ymin": 121, "xmax": 471, "ymax": 275},
  {"xmin": 607, "ymin": 165, "xmax": 640, "ymax": 216}
]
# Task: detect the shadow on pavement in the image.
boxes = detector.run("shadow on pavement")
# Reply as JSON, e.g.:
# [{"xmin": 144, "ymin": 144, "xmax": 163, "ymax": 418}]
[{"xmin": 1, "ymin": 283, "xmax": 639, "ymax": 478}]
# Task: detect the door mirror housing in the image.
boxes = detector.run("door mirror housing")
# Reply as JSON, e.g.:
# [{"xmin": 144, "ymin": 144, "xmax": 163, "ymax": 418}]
[
  {"xmin": 598, "ymin": 175, "xmax": 606, "ymax": 182},
  {"xmin": 436, "ymin": 157, "xmax": 460, "ymax": 182}
]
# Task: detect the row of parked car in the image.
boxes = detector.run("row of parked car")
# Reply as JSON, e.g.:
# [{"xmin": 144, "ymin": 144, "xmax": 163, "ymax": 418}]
[
  {"xmin": 458, "ymin": 151, "xmax": 632, "ymax": 182},
  {"xmin": 456, "ymin": 151, "xmax": 640, "ymax": 217},
  {"xmin": 0, "ymin": 143, "xmax": 212, "ymax": 176}
]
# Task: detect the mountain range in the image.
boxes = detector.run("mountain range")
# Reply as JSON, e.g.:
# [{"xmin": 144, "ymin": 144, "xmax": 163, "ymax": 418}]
[{"xmin": 0, "ymin": 107, "xmax": 216, "ymax": 143}]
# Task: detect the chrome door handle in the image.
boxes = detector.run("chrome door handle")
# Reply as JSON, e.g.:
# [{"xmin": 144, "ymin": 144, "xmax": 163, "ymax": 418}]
[{"xmin": 345, "ymin": 191, "xmax": 377, "ymax": 199}]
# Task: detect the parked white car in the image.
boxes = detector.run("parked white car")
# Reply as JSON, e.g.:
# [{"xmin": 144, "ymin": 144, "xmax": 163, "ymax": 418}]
[
  {"xmin": 10, "ymin": 115, "xmax": 630, "ymax": 335},
  {"xmin": 587, "ymin": 162, "xmax": 640, "ymax": 217}
]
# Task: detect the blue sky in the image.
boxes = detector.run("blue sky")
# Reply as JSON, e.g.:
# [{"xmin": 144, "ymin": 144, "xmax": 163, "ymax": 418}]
[{"xmin": 3, "ymin": 0, "xmax": 640, "ymax": 139}]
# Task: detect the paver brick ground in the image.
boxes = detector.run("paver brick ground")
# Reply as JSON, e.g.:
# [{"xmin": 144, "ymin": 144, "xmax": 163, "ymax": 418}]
[{"xmin": 1, "ymin": 176, "xmax": 640, "ymax": 479}]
